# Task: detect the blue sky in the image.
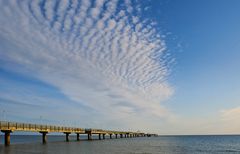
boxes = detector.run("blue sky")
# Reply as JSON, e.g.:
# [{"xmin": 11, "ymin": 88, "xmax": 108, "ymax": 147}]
[
  {"xmin": 0, "ymin": 0, "xmax": 240, "ymax": 134},
  {"xmin": 161, "ymin": 0, "xmax": 240, "ymax": 114}
]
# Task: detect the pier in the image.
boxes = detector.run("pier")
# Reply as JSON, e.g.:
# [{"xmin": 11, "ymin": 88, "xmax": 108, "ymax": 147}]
[{"xmin": 0, "ymin": 121, "xmax": 148, "ymax": 146}]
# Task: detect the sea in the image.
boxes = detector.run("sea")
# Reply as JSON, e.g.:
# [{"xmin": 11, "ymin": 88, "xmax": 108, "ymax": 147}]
[{"xmin": 0, "ymin": 135, "xmax": 240, "ymax": 154}]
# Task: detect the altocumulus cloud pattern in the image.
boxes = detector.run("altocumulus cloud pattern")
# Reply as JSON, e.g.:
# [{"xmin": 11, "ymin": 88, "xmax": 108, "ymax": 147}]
[{"xmin": 0, "ymin": 0, "xmax": 173, "ymax": 129}]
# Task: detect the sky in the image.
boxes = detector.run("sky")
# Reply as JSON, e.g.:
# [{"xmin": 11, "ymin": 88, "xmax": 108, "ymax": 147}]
[{"xmin": 0, "ymin": 0, "xmax": 240, "ymax": 135}]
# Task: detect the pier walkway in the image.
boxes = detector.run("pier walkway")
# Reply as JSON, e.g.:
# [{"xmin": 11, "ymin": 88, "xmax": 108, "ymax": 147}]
[{"xmin": 0, "ymin": 121, "xmax": 148, "ymax": 146}]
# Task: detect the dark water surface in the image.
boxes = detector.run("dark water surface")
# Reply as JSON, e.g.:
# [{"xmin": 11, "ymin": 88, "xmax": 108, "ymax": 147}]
[{"xmin": 1, "ymin": 135, "xmax": 240, "ymax": 154}]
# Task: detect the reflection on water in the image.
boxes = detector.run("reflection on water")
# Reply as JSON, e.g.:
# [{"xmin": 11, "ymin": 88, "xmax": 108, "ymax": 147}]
[{"xmin": 1, "ymin": 135, "xmax": 240, "ymax": 154}]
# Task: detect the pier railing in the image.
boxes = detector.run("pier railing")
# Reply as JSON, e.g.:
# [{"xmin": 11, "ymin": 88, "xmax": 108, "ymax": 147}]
[{"xmin": 0, "ymin": 121, "xmax": 85, "ymax": 133}]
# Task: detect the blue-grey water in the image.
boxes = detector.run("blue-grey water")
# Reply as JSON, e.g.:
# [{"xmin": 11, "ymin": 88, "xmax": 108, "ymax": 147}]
[{"xmin": 1, "ymin": 135, "xmax": 240, "ymax": 154}]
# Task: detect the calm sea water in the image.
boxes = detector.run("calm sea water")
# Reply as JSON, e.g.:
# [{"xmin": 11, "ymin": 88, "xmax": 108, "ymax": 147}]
[{"xmin": 0, "ymin": 135, "xmax": 240, "ymax": 154}]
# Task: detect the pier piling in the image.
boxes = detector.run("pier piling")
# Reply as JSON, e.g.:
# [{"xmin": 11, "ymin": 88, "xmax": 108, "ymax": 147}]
[
  {"xmin": 40, "ymin": 131, "xmax": 48, "ymax": 144},
  {"xmin": 64, "ymin": 132, "xmax": 71, "ymax": 142},
  {"xmin": 1, "ymin": 130, "xmax": 12, "ymax": 146},
  {"xmin": 88, "ymin": 133, "xmax": 92, "ymax": 140},
  {"xmin": 76, "ymin": 133, "xmax": 80, "ymax": 141}
]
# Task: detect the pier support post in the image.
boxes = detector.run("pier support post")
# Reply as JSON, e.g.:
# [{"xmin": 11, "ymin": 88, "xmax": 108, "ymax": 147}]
[
  {"xmin": 1, "ymin": 130, "xmax": 12, "ymax": 146},
  {"xmin": 110, "ymin": 134, "xmax": 112, "ymax": 139},
  {"xmin": 99, "ymin": 134, "xmax": 101, "ymax": 140},
  {"xmin": 115, "ymin": 134, "xmax": 118, "ymax": 139},
  {"xmin": 88, "ymin": 133, "xmax": 92, "ymax": 140},
  {"xmin": 103, "ymin": 134, "xmax": 105, "ymax": 140},
  {"xmin": 64, "ymin": 132, "xmax": 71, "ymax": 142},
  {"xmin": 39, "ymin": 131, "xmax": 48, "ymax": 144},
  {"xmin": 76, "ymin": 133, "xmax": 80, "ymax": 141},
  {"xmin": 120, "ymin": 134, "xmax": 123, "ymax": 138},
  {"xmin": 125, "ymin": 134, "xmax": 127, "ymax": 138}
]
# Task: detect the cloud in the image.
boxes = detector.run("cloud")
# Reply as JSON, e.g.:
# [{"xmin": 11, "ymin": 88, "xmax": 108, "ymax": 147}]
[
  {"xmin": 221, "ymin": 107, "xmax": 240, "ymax": 120},
  {"xmin": 0, "ymin": 0, "xmax": 173, "ymax": 131},
  {"xmin": 152, "ymin": 106, "xmax": 240, "ymax": 135},
  {"xmin": 220, "ymin": 107, "xmax": 240, "ymax": 133}
]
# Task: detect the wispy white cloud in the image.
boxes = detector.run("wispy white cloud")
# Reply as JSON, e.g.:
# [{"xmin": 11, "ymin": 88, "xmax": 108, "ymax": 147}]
[
  {"xmin": 220, "ymin": 107, "xmax": 240, "ymax": 133},
  {"xmin": 0, "ymin": 0, "xmax": 173, "ymax": 131},
  {"xmin": 153, "ymin": 106, "xmax": 240, "ymax": 135}
]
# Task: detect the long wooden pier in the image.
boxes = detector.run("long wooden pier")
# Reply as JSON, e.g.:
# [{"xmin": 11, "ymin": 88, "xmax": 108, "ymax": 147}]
[{"xmin": 0, "ymin": 121, "xmax": 148, "ymax": 146}]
